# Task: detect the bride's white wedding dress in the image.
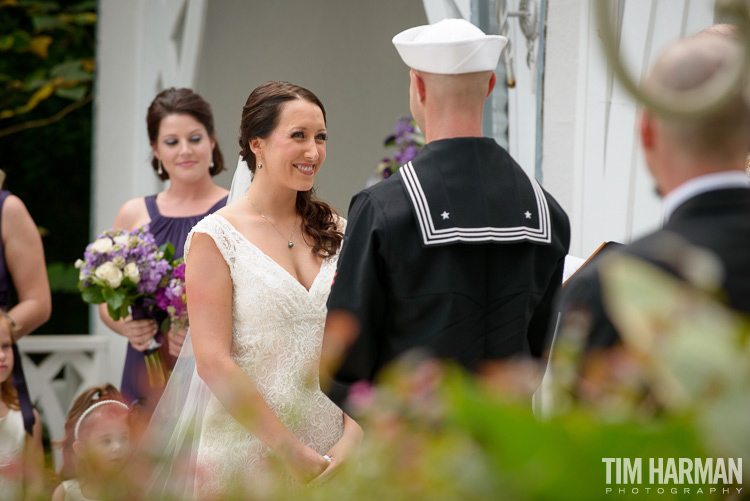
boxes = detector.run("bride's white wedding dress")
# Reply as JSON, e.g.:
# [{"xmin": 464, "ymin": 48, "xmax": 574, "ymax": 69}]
[{"xmin": 148, "ymin": 213, "xmax": 344, "ymax": 498}]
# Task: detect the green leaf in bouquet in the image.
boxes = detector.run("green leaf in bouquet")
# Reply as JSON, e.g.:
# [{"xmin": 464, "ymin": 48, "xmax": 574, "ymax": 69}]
[
  {"xmin": 120, "ymin": 277, "xmax": 137, "ymax": 289},
  {"xmin": 106, "ymin": 302, "xmax": 119, "ymax": 321},
  {"xmin": 118, "ymin": 301, "xmax": 131, "ymax": 321},
  {"xmin": 102, "ymin": 287, "xmax": 126, "ymax": 312},
  {"xmin": 160, "ymin": 241, "xmax": 175, "ymax": 263},
  {"xmin": 80, "ymin": 284, "xmax": 103, "ymax": 304},
  {"xmin": 105, "ymin": 297, "xmax": 130, "ymax": 322}
]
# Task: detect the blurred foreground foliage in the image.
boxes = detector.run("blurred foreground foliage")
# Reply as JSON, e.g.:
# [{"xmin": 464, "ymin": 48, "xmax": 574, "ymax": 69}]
[
  {"xmin": 304, "ymin": 254, "xmax": 749, "ymax": 500},
  {"xmin": 23, "ymin": 254, "xmax": 747, "ymax": 499}
]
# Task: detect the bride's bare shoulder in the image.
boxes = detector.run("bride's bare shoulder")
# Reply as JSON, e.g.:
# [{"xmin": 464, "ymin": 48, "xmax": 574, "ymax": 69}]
[{"xmin": 213, "ymin": 198, "xmax": 247, "ymax": 225}]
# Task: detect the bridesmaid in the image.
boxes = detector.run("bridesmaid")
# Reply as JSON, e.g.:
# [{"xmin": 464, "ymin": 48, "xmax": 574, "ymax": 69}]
[{"xmin": 99, "ymin": 88, "xmax": 228, "ymax": 409}]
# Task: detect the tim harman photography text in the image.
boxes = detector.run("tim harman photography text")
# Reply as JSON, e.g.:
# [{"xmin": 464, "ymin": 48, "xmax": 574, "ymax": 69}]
[{"xmin": 602, "ymin": 458, "xmax": 742, "ymax": 496}]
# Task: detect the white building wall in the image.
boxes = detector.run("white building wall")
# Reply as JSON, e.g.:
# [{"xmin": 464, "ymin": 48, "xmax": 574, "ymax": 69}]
[
  {"xmin": 542, "ymin": 0, "xmax": 716, "ymax": 258},
  {"xmin": 195, "ymin": 0, "xmax": 428, "ymax": 215}
]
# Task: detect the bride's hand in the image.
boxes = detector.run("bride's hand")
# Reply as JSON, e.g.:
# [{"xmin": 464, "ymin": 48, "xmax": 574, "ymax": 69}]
[
  {"xmin": 308, "ymin": 413, "xmax": 363, "ymax": 486},
  {"xmin": 278, "ymin": 442, "xmax": 330, "ymax": 484}
]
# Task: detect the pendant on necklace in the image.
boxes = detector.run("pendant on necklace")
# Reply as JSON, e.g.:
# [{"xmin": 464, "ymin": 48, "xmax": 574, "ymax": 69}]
[{"xmin": 288, "ymin": 241, "xmax": 294, "ymax": 249}]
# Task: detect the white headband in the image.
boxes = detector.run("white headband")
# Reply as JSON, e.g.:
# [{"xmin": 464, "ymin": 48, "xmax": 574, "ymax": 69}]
[{"xmin": 74, "ymin": 400, "xmax": 129, "ymax": 441}]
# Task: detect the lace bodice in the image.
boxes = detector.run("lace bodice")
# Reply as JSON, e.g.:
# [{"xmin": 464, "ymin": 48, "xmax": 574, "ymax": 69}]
[{"xmin": 184, "ymin": 213, "xmax": 344, "ymax": 496}]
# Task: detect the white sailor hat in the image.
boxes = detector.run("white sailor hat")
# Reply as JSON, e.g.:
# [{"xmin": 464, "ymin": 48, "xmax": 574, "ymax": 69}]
[{"xmin": 392, "ymin": 18, "xmax": 507, "ymax": 75}]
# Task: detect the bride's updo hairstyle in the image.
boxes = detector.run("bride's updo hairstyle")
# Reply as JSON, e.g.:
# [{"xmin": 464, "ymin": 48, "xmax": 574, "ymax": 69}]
[
  {"xmin": 239, "ymin": 81, "xmax": 343, "ymax": 257},
  {"xmin": 147, "ymin": 88, "xmax": 226, "ymax": 181}
]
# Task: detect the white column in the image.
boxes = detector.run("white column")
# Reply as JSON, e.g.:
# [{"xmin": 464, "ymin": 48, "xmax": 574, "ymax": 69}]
[{"xmin": 541, "ymin": 0, "xmax": 715, "ymax": 257}]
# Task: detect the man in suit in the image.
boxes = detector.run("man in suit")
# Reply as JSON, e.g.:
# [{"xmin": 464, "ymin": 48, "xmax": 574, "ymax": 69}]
[
  {"xmin": 556, "ymin": 32, "xmax": 750, "ymax": 348},
  {"xmin": 322, "ymin": 19, "xmax": 570, "ymax": 405}
]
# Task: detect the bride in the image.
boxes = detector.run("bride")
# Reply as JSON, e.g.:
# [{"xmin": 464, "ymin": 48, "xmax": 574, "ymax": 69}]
[{"xmin": 145, "ymin": 81, "xmax": 362, "ymax": 499}]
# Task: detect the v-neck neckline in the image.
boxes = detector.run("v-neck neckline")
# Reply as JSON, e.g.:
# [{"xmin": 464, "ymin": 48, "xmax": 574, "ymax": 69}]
[{"xmin": 214, "ymin": 214, "xmax": 326, "ymax": 294}]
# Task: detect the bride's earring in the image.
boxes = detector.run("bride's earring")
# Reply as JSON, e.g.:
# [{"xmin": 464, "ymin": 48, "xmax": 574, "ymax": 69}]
[
  {"xmin": 157, "ymin": 159, "xmax": 164, "ymax": 175},
  {"xmin": 258, "ymin": 159, "xmax": 263, "ymax": 169}
]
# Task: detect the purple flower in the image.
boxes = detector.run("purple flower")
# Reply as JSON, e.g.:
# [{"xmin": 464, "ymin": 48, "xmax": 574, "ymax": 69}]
[
  {"xmin": 394, "ymin": 144, "xmax": 419, "ymax": 165},
  {"xmin": 348, "ymin": 381, "xmax": 376, "ymax": 412},
  {"xmin": 374, "ymin": 115, "xmax": 425, "ymax": 183},
  {"xmin": 394, "ymin": 117, "xmax": 415, "ymax": 136},
  {"xmin": 173, "ymin": 262, "xmax": 186, "ymax": 280}
]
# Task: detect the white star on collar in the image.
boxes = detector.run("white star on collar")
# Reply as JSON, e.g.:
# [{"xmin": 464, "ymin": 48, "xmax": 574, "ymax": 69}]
[
  {"xmin": 524, "ymin": 211, "xmax": 532, "ymax": 219},
  {"xmin": 441, "ymin": 211, "xmax": 450, "ymax": 220}
]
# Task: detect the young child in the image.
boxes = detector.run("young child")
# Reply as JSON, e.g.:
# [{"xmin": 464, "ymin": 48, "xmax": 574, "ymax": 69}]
[
  {"xmin": 0, "ymin": 311, "xmax": 43, "ymax": 499},
  {"xmin": 52, "ymin": 384, "xmax": 132, "ymax": 501}
]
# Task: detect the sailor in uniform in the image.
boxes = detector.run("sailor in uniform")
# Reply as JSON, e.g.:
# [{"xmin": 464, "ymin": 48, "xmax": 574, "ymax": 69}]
[{"xmin": 323, "ymin": 19, "xmax": 571, "ymax": 404}]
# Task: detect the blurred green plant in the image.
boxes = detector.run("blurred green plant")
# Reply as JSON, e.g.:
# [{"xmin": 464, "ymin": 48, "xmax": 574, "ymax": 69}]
[
  {"xmin": 0, "ymin": 0, "xmax": 97, "ymax": 138},
  {"xmin": 39, "ymin": 253, "xmax": 747, "ymax": 500},
  {"xmin": 297, "ymin": 253, "xmax": 747, "ymax": 500}
]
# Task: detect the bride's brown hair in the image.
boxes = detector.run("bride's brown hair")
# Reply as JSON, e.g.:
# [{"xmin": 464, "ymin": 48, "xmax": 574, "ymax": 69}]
[{"xmin": 239, "ymin": 81, "xmax": 342, "ymax": 257}]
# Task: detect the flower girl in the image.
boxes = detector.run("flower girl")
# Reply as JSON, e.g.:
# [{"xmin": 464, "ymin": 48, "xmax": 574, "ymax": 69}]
[
  {"xmin": 52, "ymin": 385, "xmax": 132, "ymax": 501},
  {"xmin": 0, "ymin": 311, "xmax": 43, "ymax": 499}
]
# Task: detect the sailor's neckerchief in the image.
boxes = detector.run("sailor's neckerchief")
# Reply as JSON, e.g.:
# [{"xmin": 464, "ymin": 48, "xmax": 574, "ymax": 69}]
[{"xmin": 398, "ymin": 137, "xmax": 552, "ymax": 247}]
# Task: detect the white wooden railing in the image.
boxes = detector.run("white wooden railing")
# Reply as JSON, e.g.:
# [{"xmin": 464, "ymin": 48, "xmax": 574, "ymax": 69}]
[{"xmin": 16, "ymin": 335, "xmax": 110, "ymax": 470}]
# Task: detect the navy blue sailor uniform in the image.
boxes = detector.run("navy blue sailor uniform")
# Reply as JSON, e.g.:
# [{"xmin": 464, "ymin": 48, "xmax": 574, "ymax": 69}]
[{"xmin": 325, "ymin": 137, "xmax": 570, "ymax": 404}]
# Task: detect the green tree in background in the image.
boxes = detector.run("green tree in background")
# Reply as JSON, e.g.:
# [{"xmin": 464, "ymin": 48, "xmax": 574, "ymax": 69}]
[{"xmin": 0, "ymin": 0, "xmax": 97, "ymax": 334}]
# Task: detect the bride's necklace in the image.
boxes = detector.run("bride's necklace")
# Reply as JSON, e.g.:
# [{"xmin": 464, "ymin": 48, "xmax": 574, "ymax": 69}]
[{"xmin": 244, "ymin": 194, "xmax": 296, "ymax": 249}]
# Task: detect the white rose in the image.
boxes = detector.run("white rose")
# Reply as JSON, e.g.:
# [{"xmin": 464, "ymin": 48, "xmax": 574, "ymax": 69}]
[
  {"xmin": 74, "ymin": 259, "xmax": 84, "ymax": 269},
  {"xmin": 95, "ymin": 262, "xmax": 123, "ymax": 288},
  {"xmin": 91, "ymin": 237, "xmax": 114, "ymax": 254},
  {"xmin": 123, "ymin": 262, "xmax": 141, "ymax": 284},
  {"xmin": 113, "ymin": 235, "xmax": 130, "ymax": 247}
]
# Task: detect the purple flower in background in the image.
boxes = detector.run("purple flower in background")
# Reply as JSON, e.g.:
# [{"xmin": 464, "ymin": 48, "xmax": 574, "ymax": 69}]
[
  {"xmin": 372, "ymin": 115, "xmax": 425, "ymax": 184},
  {"xmin": 394, "ymin": 116, "xmax": 415, "ymax": 136},
  {"xmin": 395, "ymin": 144, "xmax": 419, "ymax": 165}
]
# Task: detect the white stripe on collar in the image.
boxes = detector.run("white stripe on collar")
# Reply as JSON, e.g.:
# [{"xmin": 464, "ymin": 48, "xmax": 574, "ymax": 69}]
[
  {"xmin": 662, "ymin": 171, "xmax": 750, "ymax": 224},
  {"xmin": 400, "ymin": 162, "xmax": 552, "ymax": 246}
]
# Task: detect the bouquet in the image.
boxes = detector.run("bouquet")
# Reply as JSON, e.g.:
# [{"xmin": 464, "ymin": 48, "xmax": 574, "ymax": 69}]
[
  {"xmin": 369, "ymin": 115, "xmax": 425, "ymax": 186},
  {"xmin": 76, "ymin": 226, "xmax": 171, "ymax": 320},
  {"xmin": 155, "ymin": 259, "xmax": 188, "ymax": 332},
  {"xmin": 76, "ymin": 226, "xmax": 172, "ymax": 388}
]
